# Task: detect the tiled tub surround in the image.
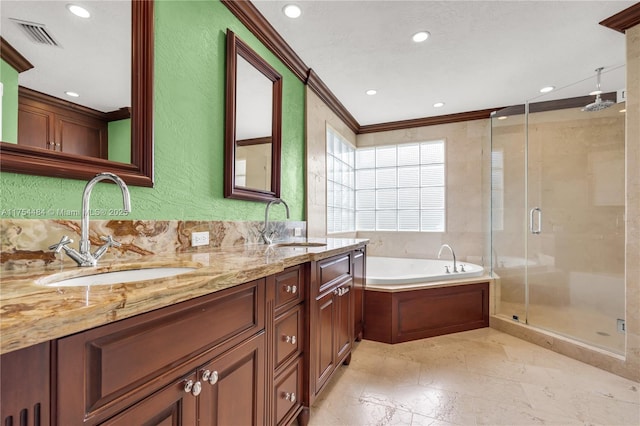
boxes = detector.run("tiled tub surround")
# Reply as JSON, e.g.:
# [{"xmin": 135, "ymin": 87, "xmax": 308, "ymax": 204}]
[
  {"xmin": 1, "ymin": 219, "xmax": 306, "ymax": 270},
  {"xmin": 0, "ymin": 235, "xmax": 367, "ymax": 355}
]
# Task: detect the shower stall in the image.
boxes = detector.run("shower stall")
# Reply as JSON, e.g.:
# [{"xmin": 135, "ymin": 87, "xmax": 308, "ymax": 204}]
[{"xmin": 490, "ymin": 68, "xmax": 626, "ymax": 354}]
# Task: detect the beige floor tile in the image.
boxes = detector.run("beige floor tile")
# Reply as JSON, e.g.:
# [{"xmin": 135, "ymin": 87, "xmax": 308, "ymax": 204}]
[{"xmin": 307, "ymin": 329, "xmax": 640, "ymax": 426}]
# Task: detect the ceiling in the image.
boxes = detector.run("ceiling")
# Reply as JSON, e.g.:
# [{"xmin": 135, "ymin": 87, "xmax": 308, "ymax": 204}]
[
  {"xmin": 1, "ymin": 1, "xmax": 631, "ymax": 122},
  {"xmin": 252, "ymin": 0, "xmax": 632, "ymax": 125},
  {"xmin": 1, "ymin": 1, "xmax": 129, "ymax": 113}
]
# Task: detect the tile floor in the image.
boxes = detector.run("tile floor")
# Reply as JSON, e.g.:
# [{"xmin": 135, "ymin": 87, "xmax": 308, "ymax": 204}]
[{"xmin": 304, "ymin": 328, "xmax": 640, "ymax": 425}]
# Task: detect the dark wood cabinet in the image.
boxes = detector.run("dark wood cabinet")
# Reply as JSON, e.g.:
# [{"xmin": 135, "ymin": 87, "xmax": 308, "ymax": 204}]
[
  {"xmin": 308, "ymin": 253, "xmax": 355, "ymax": 406},
  {"xmin": 18, "ymin": 87, "xmax": 108, "ymax": 158},
  {"xmin": 198, "ymin": 333, "xmax": 265, "ymax": 426},
  {"xmin": 0, "ymin": 248, "xmax": 367, "ymax": 426},
  {"xmin": 0, "ymin": 342, "xmax": 51, "ymax": 426},
  {"xmin": 57, "ymin": 279, "xmax": 265, "ymax": 425},
  {"xmin": 267, "ymin": 265, "xmax": 307, "ymax": 426},
  {"xmin": 100, "ymin": 372, "xmax": 198, "ymax": 426}
]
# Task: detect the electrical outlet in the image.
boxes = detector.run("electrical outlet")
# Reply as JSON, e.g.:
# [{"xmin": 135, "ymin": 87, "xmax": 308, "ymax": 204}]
[
  {"xmin": 191, "ymin": 231, "xmax": 209, "ymax": 247},
  {"xmin": 617, "ymin": 318, "xmax": 626, "ymax": 333},
  {"xmin": 294, "ymin": 227, "xmax": 302, "ymax": 237}
]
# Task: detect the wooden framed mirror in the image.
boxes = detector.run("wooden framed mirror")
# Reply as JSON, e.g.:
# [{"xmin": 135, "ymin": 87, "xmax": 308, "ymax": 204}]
[
  {"xmin": 225, "ymin": 29, "xmax": 282, "ymax": 202},
  {"xmin": 0, "ymin": 0, "xmax": 154, "ymax": 187}
]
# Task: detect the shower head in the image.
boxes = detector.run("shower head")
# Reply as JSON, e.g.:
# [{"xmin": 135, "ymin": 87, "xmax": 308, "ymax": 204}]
[
  {"xmin": 582, "ymin": 94, "xmax": 615, "ymax": 112},
  {"xmin": 582, "ymin": 67, "xmax": 614, "ymax": 112}
]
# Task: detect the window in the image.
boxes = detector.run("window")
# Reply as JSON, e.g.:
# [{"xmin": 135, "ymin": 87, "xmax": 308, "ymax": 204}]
[
  {"xmin": 355, "ymin": 141, "xmax": 446, "ymax": 232},
  {"xmin": 326, "ymin": 127, "xmax": 356, "ymax": 233}
]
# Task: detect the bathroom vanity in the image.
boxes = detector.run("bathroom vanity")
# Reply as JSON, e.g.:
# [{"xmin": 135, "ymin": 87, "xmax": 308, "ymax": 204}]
[{"xmin": 0, "ymin": 240, "xmax": 367, "ymax": 426}]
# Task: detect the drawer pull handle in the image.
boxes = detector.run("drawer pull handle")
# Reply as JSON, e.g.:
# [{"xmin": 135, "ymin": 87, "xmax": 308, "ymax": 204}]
[
  {"xmin": 284, "ymin": 335, "xmax": 297, "ymax": 345},
  {"xmin": 284, "ymin": 392, "xmax": 296, "ymax": 403},
  {"xmin": 285, "ymin": 285, "xmax": 298, "ymax": 294}
]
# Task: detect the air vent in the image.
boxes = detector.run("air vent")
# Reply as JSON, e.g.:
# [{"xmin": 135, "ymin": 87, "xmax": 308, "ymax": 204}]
[{"xmin": 10, "ymin": 18, "xmax": 60, "ymax": 47}]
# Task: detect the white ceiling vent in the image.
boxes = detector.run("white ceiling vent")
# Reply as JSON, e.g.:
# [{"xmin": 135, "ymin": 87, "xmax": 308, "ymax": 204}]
[{"xmin": 10, "ymin": 18, "xmax": 60, "ymax": 47}]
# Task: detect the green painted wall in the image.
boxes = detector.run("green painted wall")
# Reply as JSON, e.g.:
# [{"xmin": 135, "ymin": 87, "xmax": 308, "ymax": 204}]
[
  {"xmin": 108, "ymin": 119, "xmax": 131, "ymax": 163},
  {"xmin": 1, "ymin": 59, "xmax": 19, "ymax": 143},
  {"xmin": 0, "ymin": 0, "xmax": 305, "ymax": 222}
]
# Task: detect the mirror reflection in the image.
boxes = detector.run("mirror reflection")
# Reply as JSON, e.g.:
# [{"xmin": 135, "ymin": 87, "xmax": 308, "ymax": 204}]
[
  {"xmin": 225, "ymin": 30, "xmax": 282, "ymax": 202},
  {"xmin": 235, "ymin": 55, "xmax": 273, "ymax": 191},
  {"xmin": 1, "ymin": 0, "xmax": 131, "ymax": 163}
]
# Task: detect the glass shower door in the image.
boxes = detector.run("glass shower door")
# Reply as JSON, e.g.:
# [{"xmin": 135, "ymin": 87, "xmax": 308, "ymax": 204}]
[
  {"xmin": 525, "ymin": 98, "xmax": 626, "ymax": 354},
  {"xmin": 491, "ymin": 108, "xmax": 527, "ymax": 323}
]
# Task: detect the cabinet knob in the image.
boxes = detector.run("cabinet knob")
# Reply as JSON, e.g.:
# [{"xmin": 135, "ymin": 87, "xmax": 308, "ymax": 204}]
[
  {"xmin": 284, "ymin": 392, "xmax": 296, "ymax": 403},
  {"xmin": 284, "ymin": 335, "xmax": 297, "ymax": 345},
  {"xmin": 184, "ymin": 379, "xmax": 194, "ymax": 394},
  {"xmin": 192, "ymin": 381, "xmax": 202, "ymax": 396},
  {"xmin": 201, "ymin": 369, "xmax": 219, "ymax": 385},
  {"xmin": 285, "ymin": 285, "xmax": 298, "ymax": 294}
]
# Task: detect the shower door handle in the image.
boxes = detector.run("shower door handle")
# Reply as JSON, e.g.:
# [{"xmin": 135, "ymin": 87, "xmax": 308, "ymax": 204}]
[{"xmin": 529, "ymin": 207, "xmax": 542, "ymax": 235}]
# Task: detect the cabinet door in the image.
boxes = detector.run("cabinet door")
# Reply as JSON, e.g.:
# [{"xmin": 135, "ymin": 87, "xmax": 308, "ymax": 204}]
[
  {"xmin": 100, "ymin": 373, "xmax": 197, "ymax": 426},
  {"xmin": 334, "ymin": 279, "xmax": 353, "ymax": 363},
  {"xmin": 1, "ymin": 342, "xmax": 51, "ymax": 426},
  {"xmin": 18, "ymin": 103, "xmax": 54, "ymax": 150},
  {"xmin": 198, "ymin": 333, "xmax": 265, "ymax": 426},
  {"xmin": 56, "ymin": 115, "xmax": 107, "ymax": 158},
  {"xmin": 312, "ymin": 289, "xmax": 336, "ymax": 395}
]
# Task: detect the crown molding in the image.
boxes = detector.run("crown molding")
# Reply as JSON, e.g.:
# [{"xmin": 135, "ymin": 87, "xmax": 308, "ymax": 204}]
[
  {"xmin": 221, "ymin": 0, "xmax": 308, "ymax": 82},
  {"xmin": 307, "ymin": 69, "xmax": 360, "ymax": 134},
  {"xmin": 359, "ymin": 108, "xmax": 499, "ymax": 134},
  {"xmin": 0, "ymin": 36, "xmax": 33, "ymax": 73},
  {"xmin": 600, "ymin": 3, "xmax": 640, "ymax": 33}
]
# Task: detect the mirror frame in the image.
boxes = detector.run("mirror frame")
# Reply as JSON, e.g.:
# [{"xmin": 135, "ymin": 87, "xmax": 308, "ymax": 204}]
[
  {"xmin": 0, "ymin": 0, "xmax": 154, "ymax": 187},
  {"xmin": 224, "ymin": 29, "xmax": 282, "ymax": 202}
]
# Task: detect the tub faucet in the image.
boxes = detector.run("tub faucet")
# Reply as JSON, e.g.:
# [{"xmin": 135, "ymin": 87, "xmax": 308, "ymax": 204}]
[
  {"xmin": 49, "ymin": 172, "xmax": 131, "ymax": 267},
  {"xmin": 438, "ymin": 244, "xmax": 457, "ymax": 273},
  {"xmin": 260, "ymin": 198, "xmax": 290, "ymax": 245}
]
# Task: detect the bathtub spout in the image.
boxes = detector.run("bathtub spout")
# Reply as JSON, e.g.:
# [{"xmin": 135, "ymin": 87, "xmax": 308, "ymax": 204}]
[{"xmin": 438, "ymin": 244, "xmax": 457, "ymax": 273}]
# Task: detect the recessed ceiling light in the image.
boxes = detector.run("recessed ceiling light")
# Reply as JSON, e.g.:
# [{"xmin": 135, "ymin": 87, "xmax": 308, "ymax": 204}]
[
  {"xmin": 412, "ymin": 31, "xmax": 430, "ymax": 43},
  {"xmin": 283, "ymin": 4, "xmax": 301, "ymax": 18},
  {"xmin": 539, "ymin": 86, "xmax": 555, "ymax": 93},
  {"xmin": 366, "ymin": 89, "xmax": 377, "ymax": 96},
  {"xmin": 433, "ymin": 102, "xmax": 445, "ymax": 108},
  {"xmin": 67, "ymin": 4, "xmax": 90, "ymax": 18},
  {"xmin": 65, "ymin": 91, "xmax": 79, "ymax": 97}
]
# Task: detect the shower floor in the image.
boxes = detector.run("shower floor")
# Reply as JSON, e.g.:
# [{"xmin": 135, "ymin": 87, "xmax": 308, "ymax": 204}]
[{"xmin": 498, "ymin": 301, "xmax": 625, "ymax": 354}]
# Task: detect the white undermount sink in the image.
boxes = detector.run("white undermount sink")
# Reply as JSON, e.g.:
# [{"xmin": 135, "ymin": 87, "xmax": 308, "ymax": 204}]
[{"xmin": 38, "ymin": 267, "xmax": 197, "ymax": 287}]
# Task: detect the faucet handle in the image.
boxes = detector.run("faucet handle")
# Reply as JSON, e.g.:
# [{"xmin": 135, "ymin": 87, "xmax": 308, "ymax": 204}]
[
  {"xmin": 100, "ymin": 235, "xmax": 121, "ymax": 248},
  {"xmin": 49, "ymin": 236, "xmax": 73, "ymax": 252}
]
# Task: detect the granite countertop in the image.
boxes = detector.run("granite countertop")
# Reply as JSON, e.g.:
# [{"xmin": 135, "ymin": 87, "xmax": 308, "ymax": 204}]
[{"xmin": 0, "ymin": 238, "xmax": 368, "ymax": 355}]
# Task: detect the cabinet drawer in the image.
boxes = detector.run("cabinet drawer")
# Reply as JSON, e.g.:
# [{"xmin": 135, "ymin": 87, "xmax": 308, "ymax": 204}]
[
  {"xmin": 274, "ymin": 356, "xmax": 303, "ymax": 426},
  {"xmin": 274, "ymin": 266, "xmax": 304, "ymax": 312},
  {"xmin": 317, "ymin": 254, "xmax": 351, "ymax": 293},
  {"xmin": 274, "ymin": 305, "xmax": 303, "ymax": 371},
  {"xmin": 57, "ymin": 279, "xmax": 265, "ymax": 425}
]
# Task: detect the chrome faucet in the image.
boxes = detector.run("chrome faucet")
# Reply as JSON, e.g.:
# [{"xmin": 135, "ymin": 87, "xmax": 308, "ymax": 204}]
[
  {"xmin": 49, "ymin": 172, "xmax": 131, "ymax": 267},
  {"xmin": 438, "ymin": 244, "xmax": 457, "ymax": 273},
  {"xmin": 260, "ymin": 199, "xmax": 290, "ymax": 245}
]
